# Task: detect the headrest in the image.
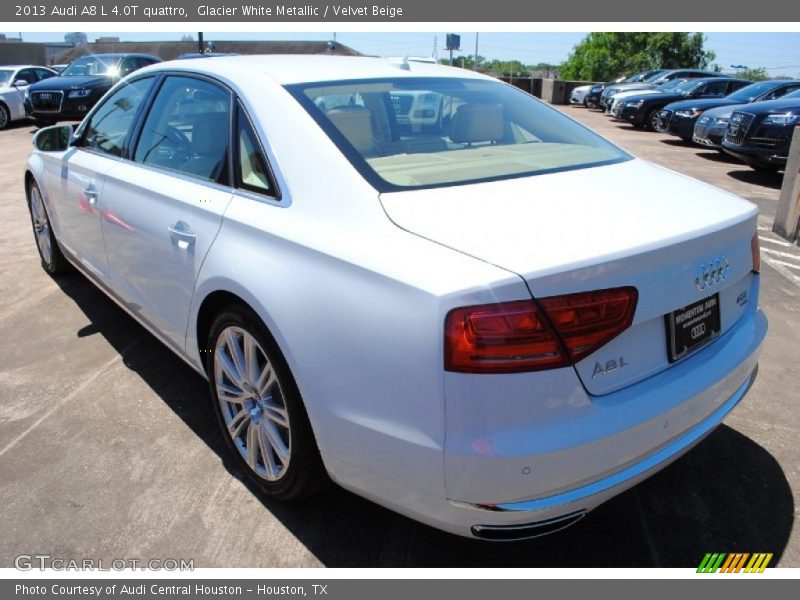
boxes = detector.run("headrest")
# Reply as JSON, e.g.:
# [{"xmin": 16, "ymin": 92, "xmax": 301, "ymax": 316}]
[
  {"xmin": 450, "ymin": 103, "xmax": 505, "ymax": 144},
  {"xmin": 326, "ymin": 107, "xmax": 375, "ymax": 154}
]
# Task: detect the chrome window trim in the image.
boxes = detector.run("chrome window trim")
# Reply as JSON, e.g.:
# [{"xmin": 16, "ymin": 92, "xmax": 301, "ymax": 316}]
[{"xmin": 74, "ymin": 68, "xmax": 291, "ymax": 208}]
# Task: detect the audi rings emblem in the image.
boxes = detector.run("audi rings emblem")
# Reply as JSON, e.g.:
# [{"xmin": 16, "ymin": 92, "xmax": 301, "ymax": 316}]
[{"xmin": 695, "ymin": 257, "xmax": 730, "ymax": 291}]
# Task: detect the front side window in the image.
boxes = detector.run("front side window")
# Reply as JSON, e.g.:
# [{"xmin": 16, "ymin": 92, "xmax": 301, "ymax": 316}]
[
  {"xmin": 82, "ymin": 77, "xmax": 154, "ymax": 157},
  {"xmin": 134, "ymin": 76, "xmax": 230, "ymax": 184},
  {"xmin": 34, "ymin": 68, "xmax": 56, "ymax": 81},
  {"xmin": 703, "ymin": 81, "xmax": 730, "ymax": 96},
  {"xmin": 15, "ymin": 69, "xmax": 37, "ymax": 85},
  {"xmin": 289, "ymin": 77, "xmax": 629, "ymax": 191}
]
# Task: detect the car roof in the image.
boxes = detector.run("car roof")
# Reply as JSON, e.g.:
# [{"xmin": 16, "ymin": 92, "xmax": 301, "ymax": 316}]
[
  {"xmin": 71, "ymin": 53, "xmax": 161, "ymax": 61},
  {"xmin": 0, "ymin": 65, "xmax": 46, "ymax": 70},
  {"xmin": 149, "ymin": 54, "xmax": 491, "ymax": 85}
]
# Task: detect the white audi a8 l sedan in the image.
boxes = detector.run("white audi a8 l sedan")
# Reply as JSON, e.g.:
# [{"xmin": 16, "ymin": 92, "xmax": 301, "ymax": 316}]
[{"xmin": 24, "ymin": 56, "xmax": 767, "ymax": 540}]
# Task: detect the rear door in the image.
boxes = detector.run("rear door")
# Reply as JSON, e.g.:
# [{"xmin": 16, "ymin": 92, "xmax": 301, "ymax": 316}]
[{"xmin": 100, "ymin": 74, "xmax": 233, "ymax": 351}]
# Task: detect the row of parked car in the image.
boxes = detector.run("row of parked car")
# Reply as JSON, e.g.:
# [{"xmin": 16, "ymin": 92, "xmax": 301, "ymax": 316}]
[
  {"xmin": 570, "ymin": 68, "xmax": 800, "ymax": 173},
  {"xmin": 0, "ymin": 53, "xmax": 169, "ymax": 130}
]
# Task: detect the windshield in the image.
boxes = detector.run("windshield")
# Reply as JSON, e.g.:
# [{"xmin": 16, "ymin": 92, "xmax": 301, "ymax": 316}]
[
  {"xmin": 0, "ymin": 69, "xmax": 13, "ymax": 86},
  {"xmin": 657, "ymin": 79, "xmax": 687, "ymax": 92},
  {"xmin": 289, "ymin": 77, "xmax": 630, "ymax": 191},
  {"xmin": 726, "ymin": 81, "xmax": 782, "ymax": 102},
  {"xmin": 674, "ymin": 80, "xmax": 702, "ymax": 94},
  {"xmin": 644, "ymin": 70, "xmax": 668, "ymax": 83},
  {"xmin": 62, "ymin": 56, "xmax": 119, "ymax": 77}
]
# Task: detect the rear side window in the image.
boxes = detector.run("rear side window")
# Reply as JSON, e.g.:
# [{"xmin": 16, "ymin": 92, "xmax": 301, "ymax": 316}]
[
  {"xmin": 134, "ymin": 76, "xmax": 231, "ymax": 184},
  {"xmin": 82, "ymin": 77, "xmax": 154, "ymax": 157},
  {"xmin": 236, "ymin": 107, "xmax": 274, "ymax": 196}
]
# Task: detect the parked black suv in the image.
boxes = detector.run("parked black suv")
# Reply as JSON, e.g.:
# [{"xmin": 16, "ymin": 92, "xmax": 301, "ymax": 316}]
[
  {"xmin": 24, "ymin": 53, "xmax": 161, "ymax": 125},
  {"xmin": 612, "ymin": 77, "xmax": 751, "ymax": 130},
  {"xmin": 661, "ymin": 79, "xmax": 800, "ymax": 142},
  {"xmin": 721, "ymin": 94, "xmax": 800, "ymax": 172}
]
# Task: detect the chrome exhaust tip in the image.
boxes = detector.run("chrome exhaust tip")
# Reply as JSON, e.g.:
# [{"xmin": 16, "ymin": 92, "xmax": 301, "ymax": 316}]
[{"xmin": 471, "ymin": 510, "xmax": 586, "ymax": 542}]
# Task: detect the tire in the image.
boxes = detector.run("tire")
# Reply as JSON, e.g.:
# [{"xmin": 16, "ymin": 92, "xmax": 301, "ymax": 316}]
[
  {"xmin": 206, "ymin": 304, "xmax": 328, "ymax": 500},
  {"xmin": 27, "ymin": 179, "xmax": 68, "ymax": 275},
  {"xmin": 0, "ymin": 103, "xmax": 10, "ymax": 130},
  {"xmin": 646, "ymin": 109, "xmax": 661, "ymax": 132}
]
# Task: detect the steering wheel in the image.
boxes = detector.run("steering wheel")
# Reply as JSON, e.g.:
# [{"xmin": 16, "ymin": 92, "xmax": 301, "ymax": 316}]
[{"xmin": 147, "ymin": 125, "xmax": 193, "ymax": 163}]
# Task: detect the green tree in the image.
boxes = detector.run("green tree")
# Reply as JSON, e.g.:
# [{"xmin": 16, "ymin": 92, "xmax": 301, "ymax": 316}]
[
  {"xmin": 560, "ymin": 32, "xmax": 716, "ymax": 82},
  {"xmin": 736, "ymin": 67, "xmax": 770, "ymax": 81}
]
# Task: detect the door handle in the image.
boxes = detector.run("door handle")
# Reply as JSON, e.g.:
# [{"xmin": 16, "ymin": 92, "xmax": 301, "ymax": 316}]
[
  {"xmin": 168, "ymin": 221, "xmax": 196, "ymax": 249},
  {"xmin": 84, "ymin": 186, "xmax": 98, "ymax": 205}
]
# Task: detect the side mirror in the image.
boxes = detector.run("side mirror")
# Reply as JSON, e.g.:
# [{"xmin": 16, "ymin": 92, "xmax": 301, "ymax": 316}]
[
  {"xmin": 13, "ymin": 79, "xmax": 29, "ymax": 87},
  {"xmin": 33, "ymin": 124, "xmax": 75, "ymax": 152}
]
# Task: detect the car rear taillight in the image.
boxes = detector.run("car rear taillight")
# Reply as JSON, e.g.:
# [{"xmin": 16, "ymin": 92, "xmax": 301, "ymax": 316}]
[
  {"xmin": 444, "ymin": 287, "xmax": 638, "ymax": 374},
  {"xmin": 752, "ymin": 233, "xmax": 761, "ymax": 273},
  {"xmin": 537, "ymin": 287, "xmax": 639, "ymax": 363}
]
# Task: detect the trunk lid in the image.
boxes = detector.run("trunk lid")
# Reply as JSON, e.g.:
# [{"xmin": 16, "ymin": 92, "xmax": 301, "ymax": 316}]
[{"xmin": 380, "ymin": 159, "xmax": 758, "ymax": 394}]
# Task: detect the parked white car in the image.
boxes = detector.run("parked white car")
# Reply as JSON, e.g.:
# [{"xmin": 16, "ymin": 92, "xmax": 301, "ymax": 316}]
[
  {"xmin": 25, "ymin": 56, "xmax": 767, "ymax": 540},
  {"xmin": 0, "ymin": 65, "xmax": 57, "ymax": 129},
  {"xmin": 569, "ymin": 84, "xmax": 592, "ymax": 105}
]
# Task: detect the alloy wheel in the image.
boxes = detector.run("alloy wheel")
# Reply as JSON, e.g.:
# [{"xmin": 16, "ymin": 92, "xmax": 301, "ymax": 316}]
[
  {"xmin": 29, "ymin": 185, "xmax": 53, "ymax": 264},
  {"xmin": 213, "ymin": 326, "xmax": 292, "ymax": 481}
]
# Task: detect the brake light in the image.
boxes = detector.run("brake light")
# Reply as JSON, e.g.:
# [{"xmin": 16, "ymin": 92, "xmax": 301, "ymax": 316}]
[
  {"xmin": 444, "ymin": 287, "xmax": 638, "ymax": 374},
  {"xmin": 538, "ymin": 287, "xmax": 638, "ymax": 363},
  {"xmin": 751, "ymin": 233, "xmax": 761, "ymax": 273}
]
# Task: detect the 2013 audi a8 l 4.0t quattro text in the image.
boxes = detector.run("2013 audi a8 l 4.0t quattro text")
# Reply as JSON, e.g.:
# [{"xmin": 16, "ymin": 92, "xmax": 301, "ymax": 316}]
[{"xmin": 24, "ymin": 56, "xmax": 767, "ymax": 540}]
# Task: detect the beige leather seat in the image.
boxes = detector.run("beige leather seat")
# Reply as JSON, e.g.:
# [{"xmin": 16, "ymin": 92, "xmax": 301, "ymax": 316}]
[
  {"xmin": 326, "ymin": 107, "xmax": 375, "ymax": 155},
  {"xmin": 450, "ymin": 103, "xmax": 505, "ymax": 145}
]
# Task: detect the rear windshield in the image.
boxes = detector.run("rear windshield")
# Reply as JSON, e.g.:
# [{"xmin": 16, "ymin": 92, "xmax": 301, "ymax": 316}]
[{"xmin": 287, "ymin": 77, "xmax": 630, "ymax": 191}]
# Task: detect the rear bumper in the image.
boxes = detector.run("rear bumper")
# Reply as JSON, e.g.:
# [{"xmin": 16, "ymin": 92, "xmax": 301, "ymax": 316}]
[{"xmin": 436, "ymin": 294, "xmax": 766, "ymax": 538}]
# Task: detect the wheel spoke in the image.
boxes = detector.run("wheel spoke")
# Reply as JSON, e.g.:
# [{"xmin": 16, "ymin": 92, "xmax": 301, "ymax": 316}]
[
  {"xmin": 262, "ymin": 420, "xmax": 290, "ymax": 465},
  {"xmin": 225, "ymin": 330, "xmax": 248, "ymax": 384},
  {"xmin": 246, "ymin": 422, "xmax": 259, "ymax": 470},
  {"xmin": 256, "ymin": 424, "xmax": 276, "ymax": 479},
  {"xmin": 244, "ymin": 334, "xmax": 259, "ymax": 383},
  {"xmin": 263, "ymin": 403, "xmax": 290, "ymax": 429},
  {"xmin": 216, "ymin": 346, "xmax": 245, "ymax": 388},
  {"xmin": 256, "ymin": 363, "xmax": 277, "ymax": 397},
  {"xmin": 227, "ymin": 407, "xmax": 250, "ymax": 439},
  {"xmin": 216, "ymin": 381, "xmax": 246, "ymax": 404}
]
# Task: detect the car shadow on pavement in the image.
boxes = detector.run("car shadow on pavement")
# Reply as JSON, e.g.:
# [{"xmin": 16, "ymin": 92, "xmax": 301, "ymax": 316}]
[
  {"xmin": 727, "ymin": 169, "xmax": 784, "ymax": 190},
  {"xmin": 696, "ymin": 150, "xmax": 739, "ymax": 164},
  {"xmin": 53, "ymin": 270, "xmax": 795, "ymax": 568}
]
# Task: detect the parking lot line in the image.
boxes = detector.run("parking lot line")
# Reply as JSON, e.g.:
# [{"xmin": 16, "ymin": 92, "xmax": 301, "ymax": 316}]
[{"xmin": 0, "ymin": 341, "xmax": 137, "ymax": 460}]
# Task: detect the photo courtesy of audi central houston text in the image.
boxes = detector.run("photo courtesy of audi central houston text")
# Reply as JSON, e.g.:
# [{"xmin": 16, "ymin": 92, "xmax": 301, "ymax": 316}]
[{"xmin": 18, "ymin": 51, "xmax": 770, "ymax": 542}]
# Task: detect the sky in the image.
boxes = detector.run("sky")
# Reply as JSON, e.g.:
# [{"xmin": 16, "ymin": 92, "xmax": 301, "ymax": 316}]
[{"xmin": 5, "ymin": 31, "xmax": 800, "ymax": 77}]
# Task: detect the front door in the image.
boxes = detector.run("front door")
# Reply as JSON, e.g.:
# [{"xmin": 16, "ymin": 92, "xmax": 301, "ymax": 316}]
[{"xmin": 100, "ymin": 75, "xmax": 234, "ymax": 350}]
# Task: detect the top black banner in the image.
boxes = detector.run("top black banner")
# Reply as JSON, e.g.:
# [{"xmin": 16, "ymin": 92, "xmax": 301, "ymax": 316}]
[{"xmin": 4, "ymin": 0, "xmax": 800, "ymax": 21}]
